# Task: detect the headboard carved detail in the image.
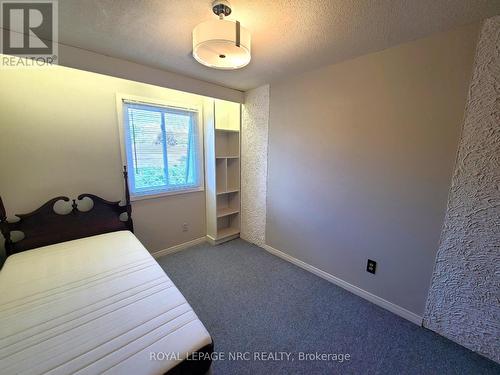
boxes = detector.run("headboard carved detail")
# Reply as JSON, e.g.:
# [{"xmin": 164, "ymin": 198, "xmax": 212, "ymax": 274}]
[{"xmin": 0, "ymin": 166, "xmax": 133, "ymax": 257}]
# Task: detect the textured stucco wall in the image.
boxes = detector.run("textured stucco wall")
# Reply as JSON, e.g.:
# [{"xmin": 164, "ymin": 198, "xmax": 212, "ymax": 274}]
[
  {"xmin": 240, "ymin": 85, "xmax": 270, "ymax": 246},
  {"xmin": 424, "ymin": 16, "xmax": 500, "ymax": 363}
]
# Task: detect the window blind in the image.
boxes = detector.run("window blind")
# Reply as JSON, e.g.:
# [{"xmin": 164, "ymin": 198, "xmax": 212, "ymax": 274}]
[{"xmin": 123, "ymin": 101, "xmax": 201, "ymax": 197}]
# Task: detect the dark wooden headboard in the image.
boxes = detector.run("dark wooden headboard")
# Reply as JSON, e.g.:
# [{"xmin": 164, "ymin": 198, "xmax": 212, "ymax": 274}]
[{"xmin": 0, "ymin": 166, "xmax": 134, "ymax": 257}]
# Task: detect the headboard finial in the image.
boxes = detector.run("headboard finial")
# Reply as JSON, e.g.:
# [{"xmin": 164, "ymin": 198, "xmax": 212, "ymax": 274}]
[
  {"xmin": 123, "ymin": 165, "xmax": 131, "ymax": 206},
  {"xmin": 0, "ymin": 195, "xmax": 6, "ymax": 222},
  {"xmin": 123, "ymin": 166, "xmax": 134, "ymax": 232}
]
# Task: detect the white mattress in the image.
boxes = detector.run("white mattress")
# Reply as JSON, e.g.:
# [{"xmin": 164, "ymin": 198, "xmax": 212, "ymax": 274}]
[{"xmin": 0, "ymin": 231, "xmax": 211, "ymax": 375}]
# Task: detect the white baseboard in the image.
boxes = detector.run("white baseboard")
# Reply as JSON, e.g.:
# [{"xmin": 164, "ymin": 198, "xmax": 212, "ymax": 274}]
[
  {"xmin": 262, "ymin": 244, "xmax": 423, "ymax": 326},
  {"xmin": 151, "ymin": 237, "xmax": 206, "ymax": 259}
]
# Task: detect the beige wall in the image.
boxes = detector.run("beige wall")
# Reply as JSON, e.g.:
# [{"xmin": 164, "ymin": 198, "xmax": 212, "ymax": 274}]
[
  {"xmin": 0, "ymin": 65, "xmax": 207, "ymax": 254},
  {"xmin": 266, "ymin": 23, "xmax": 480, "ymax": 316}
]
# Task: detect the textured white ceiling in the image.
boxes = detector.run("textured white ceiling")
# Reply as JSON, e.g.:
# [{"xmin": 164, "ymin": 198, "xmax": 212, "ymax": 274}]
[{"xmin": 58, "ymin": 0, "xmax": 500, "ymax": 91}]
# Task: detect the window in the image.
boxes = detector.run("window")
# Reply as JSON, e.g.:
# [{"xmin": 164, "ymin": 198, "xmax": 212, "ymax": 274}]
[{"xmin": 121, "ymin": 100, "xmax": 203, "ymax": 198}]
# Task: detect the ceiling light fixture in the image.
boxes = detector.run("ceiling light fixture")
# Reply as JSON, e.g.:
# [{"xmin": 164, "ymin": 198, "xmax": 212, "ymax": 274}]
[{"xmin": 192, "ymin": 0, "xmax": 251, "ymax": 70}]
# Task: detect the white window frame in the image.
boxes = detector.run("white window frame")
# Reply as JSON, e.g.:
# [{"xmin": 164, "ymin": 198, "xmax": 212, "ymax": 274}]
[{"xmin": 116, "ymin": 93, "xmax": 204, "ymax": 201}]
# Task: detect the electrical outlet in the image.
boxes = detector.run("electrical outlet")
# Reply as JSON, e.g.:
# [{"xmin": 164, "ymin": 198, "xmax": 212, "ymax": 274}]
[
  {"xmin": 182, "ymin": 223, "xmax": 189, "ymax": 232},
  {"xmin": 367, "ymin": 259, "xmax": 376, "ymax": 274}
]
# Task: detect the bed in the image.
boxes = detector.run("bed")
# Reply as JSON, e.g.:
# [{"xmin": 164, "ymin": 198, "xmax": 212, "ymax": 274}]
[{"xmin": 0, "ymin": 167, "xmax": 213, "ymax": 375}]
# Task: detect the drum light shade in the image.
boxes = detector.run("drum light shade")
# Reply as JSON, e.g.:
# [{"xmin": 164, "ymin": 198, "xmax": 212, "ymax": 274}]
[{"xmin": 193, "ymin": 19, "xmax": 251, "ymax": 70}]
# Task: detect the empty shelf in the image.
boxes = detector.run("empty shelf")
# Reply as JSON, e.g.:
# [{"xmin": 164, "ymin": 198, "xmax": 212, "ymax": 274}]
[
  {"xmin": 217, "ymin": 207, "xmax": 240, "ymax": 218},
  {"xmin": 217, "ymin": 227, "xmax": 240, "ymax": 239}
]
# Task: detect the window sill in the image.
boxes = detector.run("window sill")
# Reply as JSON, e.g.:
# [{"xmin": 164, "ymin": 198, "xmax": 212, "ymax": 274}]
[{"xmin": 130, "ymin": 187, "xmax": 204, "ymax": 202}]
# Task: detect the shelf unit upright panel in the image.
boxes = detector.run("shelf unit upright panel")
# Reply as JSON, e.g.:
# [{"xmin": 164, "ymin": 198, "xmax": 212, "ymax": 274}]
[
  {"xmin": 226, "ymin": 157, "xmax": 240, "ymax": 192},
  {"xmin": 203, "ymin": 99, "xmax": 217, "ymax": 240},
  {"xmin": 215, "ymin": 158, "xmax": 227, "ymax": 194}
]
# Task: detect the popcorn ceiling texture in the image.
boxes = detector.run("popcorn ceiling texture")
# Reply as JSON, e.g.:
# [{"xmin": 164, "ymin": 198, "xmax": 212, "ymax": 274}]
[
  {"xmin": 58, "ymin": 1, "xmax": 500, "ymax": 90},
  {"xmin": 423, "ymin": 16, "xmax": 500, "ymax": 363},
  {"xmin": 240, "ymin": 85, "xmax": 270, "ymax": 246}
]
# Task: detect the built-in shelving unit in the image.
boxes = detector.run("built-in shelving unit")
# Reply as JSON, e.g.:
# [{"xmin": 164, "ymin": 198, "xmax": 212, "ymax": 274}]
[{"xmin": 204, "ymin": 99, "xmax": 241, "ymax": 245}]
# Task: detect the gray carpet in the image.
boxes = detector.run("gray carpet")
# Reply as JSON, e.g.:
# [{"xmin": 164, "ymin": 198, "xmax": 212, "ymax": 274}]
[{"xmin": 156, "ymin": 239, "xmax": 499, "ymax": 375}]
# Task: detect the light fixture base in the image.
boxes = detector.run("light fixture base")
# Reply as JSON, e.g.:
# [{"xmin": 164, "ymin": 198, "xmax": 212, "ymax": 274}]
[{"xmin": 212, "ymin": 0, "xmax": 231, "ymax": 17}]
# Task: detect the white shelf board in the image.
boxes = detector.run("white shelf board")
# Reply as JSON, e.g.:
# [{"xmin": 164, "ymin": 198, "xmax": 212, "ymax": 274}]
[
  {"xmin": 215, "ymin": 128, "xmax": 240, "ymax": 133},
  {"xmin": 217, "ymin": 207, "xmax": 240, "ymax": 218},
  {"xmin": 217, "ymin": 189, "xmax": 239, "ymax": 195}
]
